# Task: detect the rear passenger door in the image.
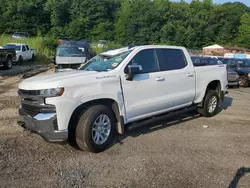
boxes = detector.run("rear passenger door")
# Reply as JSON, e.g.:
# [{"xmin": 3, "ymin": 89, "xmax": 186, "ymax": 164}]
[{"xmin": 155, "ymin": 48, "xmax": 196, "ymax": 109}]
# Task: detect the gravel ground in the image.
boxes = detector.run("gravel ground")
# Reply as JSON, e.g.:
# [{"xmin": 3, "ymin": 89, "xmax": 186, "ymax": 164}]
[{"xmin": 0, "ymin": 72, "xmax": 250, "ymax": 188}]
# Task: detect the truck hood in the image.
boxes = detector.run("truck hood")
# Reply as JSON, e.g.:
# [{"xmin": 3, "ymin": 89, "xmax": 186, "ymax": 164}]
[
  {"xmin": 56, "ymin": 56, "xmax": 86, "ymax": 64},
  {"xmin": 237, "ymin": 67, "xmax": 250, "ymax": 73},
  {"xmin": 18, "ymin": 70, "xmax": 99, "ymax": 90}
]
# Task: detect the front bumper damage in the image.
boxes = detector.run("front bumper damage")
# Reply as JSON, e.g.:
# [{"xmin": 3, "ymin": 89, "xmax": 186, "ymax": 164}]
[{"xmin": 18, "ymin": 90, "xmax": 68, "ymax": 143}]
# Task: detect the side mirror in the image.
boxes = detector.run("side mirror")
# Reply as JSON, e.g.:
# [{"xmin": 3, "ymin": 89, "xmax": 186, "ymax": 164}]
[{"xmin": 126, "ymin": 65, "xmax": 142, "ymax": 81}]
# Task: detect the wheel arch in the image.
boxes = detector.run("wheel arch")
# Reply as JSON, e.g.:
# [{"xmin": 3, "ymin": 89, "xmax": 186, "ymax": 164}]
[
  {"xmin": 6, "ymin": 53, "xmax": 13, "ymax": 61},
  {"xmin": 198, "ymin": 80, "xmax": 222, "ymax": 107},
  {"xmin": 68, "ymin": 98, "xmax": 124, "ymax": 142}
]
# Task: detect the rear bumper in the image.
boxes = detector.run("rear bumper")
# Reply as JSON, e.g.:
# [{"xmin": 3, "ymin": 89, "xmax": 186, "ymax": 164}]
[{"xmin": 19, "ymin": 107, "xmax": 68, "ymax": 143}]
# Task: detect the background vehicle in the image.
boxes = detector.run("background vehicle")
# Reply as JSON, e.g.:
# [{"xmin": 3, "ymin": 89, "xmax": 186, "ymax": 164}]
[
  {"xmin": 53, "ymin": 40, "xmax": 95, "ymax": 72},
  {"xmin": 224, "ymin": 58, "xmax": 250, "ymax": 87},
  {"xmin": 0, "ymin": 48, "xmax": 16, "ymax": 69},
  {"xmin": 191, "ymin": 56, "xmax": 239, "ymax": 87},
  {"xmin": 97, "ymin": 40, "xmax": 107, "ymax": 48},
  {"xmin": 3, "ymin": 43, "xmax": 35, "ymax": 65},
  {"xmin": 191, "ymin": 56, "xmax": 223, "ymax": 66},
  {"xmin": 12, "ymin": 32, "xmax": 30, "ymax": 39},
  {"xmin": 18, "ymin": 45, "xmax": 227, "ymax": 153}
]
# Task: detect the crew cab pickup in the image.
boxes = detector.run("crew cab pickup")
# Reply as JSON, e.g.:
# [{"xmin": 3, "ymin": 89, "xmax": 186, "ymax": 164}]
[
  {"xmin": 18, "ymin": 45, "xmax": 228, "ymax": 152},
  {"xmin": 3, "ymin": 43, "xmax": 35, "ymax": 65},
  {"xmin": 0, "ymin": 48, "xmax": 16, "ymax": 69}
]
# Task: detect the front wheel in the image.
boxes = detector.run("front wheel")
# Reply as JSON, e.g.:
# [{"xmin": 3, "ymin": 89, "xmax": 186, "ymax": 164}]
[
  {"xmin": 197, "ymin": 90, "xmax": 219, "ymax": 117},
  {"xmin": 239, "ymin": 76, "xmax": 249, "ymax": 87},
  {"xmin": 76, "ymin": 105, "xmax": 115, "ymax": 153},
  {"xmin": 3, "ymin": 58, "xmax": 12, "ymax": 69}
]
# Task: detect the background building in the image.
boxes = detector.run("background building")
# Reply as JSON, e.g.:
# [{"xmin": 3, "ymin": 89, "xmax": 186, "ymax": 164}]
[{"xmin": 203, "ymin": 44, "xmax": 250, "ymax": 56}]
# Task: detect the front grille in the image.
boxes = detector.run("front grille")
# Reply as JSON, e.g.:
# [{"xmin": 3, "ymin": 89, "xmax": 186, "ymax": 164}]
[
  {"xmin": 19, "ymin": 89, "xmax": 39, "ymax": 96},
  {"xmin": 228, "ymin": 73, "xmax": 239, "ymax": 81},
  {"xmin": 21, "ymin": 103, "xmax": 41, "ymax": 117},
  {"xmin": 58, "ymin": 64, "xmax": 81, "ymax": 69},
  {"xmin": 21, "ymin": 103, "xmax": 56, "ymax": 117}
]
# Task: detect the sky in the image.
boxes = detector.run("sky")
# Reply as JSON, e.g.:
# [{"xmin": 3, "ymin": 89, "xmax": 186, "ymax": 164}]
[{"xmin": 171, "ymin": 0, "xmax": 250, "ymax": 6}]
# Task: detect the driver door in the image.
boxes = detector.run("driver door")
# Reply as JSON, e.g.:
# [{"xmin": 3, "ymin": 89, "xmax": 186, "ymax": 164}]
[
  {"xmin": 21, "ymin": 45, "xmax": 28, "ymax": 60},
  {"xmin": 121, "ymin": 49, "xmax": 167, "ymax": 122}
]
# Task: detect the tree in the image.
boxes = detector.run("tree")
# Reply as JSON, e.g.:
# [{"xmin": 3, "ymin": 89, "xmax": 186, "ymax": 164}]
[
  {"xmin": 114, "ymin": 0, "xmax": 131, "ymax": 44},
  {"xmin": 237, "ymin": 13, "xmax": 250, "ymax": 48}
]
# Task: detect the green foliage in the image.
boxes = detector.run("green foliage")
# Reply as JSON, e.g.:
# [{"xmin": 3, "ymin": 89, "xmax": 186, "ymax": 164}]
[
  {"xmin": 237, "ymin": 13, "xmax": 250, "ymax": 48},
  {"xmin": 0, "ymin": 0, "xmax": 249, "ymax": 53}
]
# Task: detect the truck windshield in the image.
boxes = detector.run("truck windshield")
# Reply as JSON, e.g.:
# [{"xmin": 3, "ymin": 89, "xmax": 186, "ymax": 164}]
[
  {"xmin": 56, "ymin": 46, "xmax": 86, "ymax": 57},
  {"xmin": 79, "ymin": 50, "xmax": 132, "ymax": 72},
  {"xmin": 3, "ymin": 44, "xmax": 21, "ymax": 51}
]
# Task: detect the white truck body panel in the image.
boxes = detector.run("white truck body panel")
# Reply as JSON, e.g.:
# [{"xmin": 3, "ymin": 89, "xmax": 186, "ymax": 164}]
[
  {"xmin": 18, "ymin": 45, "xmax": 228, "ymax": 135},
  {"xmin": 56, "ymin": 56, "xmax": 86, "ymax": 65}
]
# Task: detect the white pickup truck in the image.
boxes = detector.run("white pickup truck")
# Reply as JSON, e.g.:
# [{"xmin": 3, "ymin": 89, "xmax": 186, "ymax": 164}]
[
  {"xmin": 3, "ymin": 43, "xmax": 35, "ymax": 65},
  {"xmin": 18, "ymin": 45, "xmax": 228, "ymax": 152}
]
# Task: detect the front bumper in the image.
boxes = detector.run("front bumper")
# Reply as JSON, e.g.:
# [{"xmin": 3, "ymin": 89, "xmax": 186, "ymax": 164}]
[
  {"xmin": 19, "ymin": 107, "xmax": 68, "ymax": 143},
  {"xmin": 228, "ymin": 81, "xmax": 239, "ymax": 86}
]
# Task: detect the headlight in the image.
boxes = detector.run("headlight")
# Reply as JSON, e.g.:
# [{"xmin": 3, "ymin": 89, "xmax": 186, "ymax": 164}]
[
  {"xmin": 248, "ymin": 73, "xmax": 250, "ymax": 77},
  {"xmin": 39, "ymin": 88, "xmax": 64, "ymax": 97}
]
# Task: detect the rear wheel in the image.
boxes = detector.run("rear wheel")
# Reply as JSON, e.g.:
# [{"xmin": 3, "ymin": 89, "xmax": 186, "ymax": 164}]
[
  {"xmin": 3, "ymin": 58, "xmax": 12, "ymax": 69},
  {"xmin": 197, "ymin": 90, "xmax": 219, "ymax": 117},
  {"xmin": 239, "ymin": 76, "xmax": 249, "ymax": 87},
  {"xmin": 76, "ymin": 105, "xmax": 115, "ymax": 153},
  {"xmin": 31, "ymin": 54, "xmax": 35, "ymax": 61},
  {"xmin": 18, "ymin": 56, "xmax": 23, "ymax": 65}
]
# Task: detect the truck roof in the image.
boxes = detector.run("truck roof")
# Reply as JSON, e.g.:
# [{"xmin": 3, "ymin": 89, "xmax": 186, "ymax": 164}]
[
  {"xmin": 5, "ymin": 43, "xmax": 27, "ymax": 46},
  {"xmin": 100, "ymin": 45, "xmax": 185, "ymax": 57}
]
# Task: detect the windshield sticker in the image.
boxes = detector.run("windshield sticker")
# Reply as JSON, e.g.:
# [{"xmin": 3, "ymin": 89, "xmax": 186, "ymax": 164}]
[{"xmin": 112, "ymin": 62, "xmax": 119, "ymax": 67}]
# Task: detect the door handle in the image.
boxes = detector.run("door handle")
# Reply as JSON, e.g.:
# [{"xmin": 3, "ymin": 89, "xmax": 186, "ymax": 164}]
[
  {"xmin": 156, "ymin": 77, "xmax": 165, "ymax": 81},
  {"xmin": 186, "ymin": 73, "xmax": 194, "ymax": 77}
]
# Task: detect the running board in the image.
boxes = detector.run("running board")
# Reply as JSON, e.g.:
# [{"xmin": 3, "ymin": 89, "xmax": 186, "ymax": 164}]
[{"xmin": 127, "ymin": 106, "xmax": 197, "ymax": 131}]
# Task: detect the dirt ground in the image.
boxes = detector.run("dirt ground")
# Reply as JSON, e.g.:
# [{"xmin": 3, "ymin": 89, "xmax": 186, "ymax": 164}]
[{"xmin": 0, "ymin": 70, "xmax": 250, "ymax": 188}]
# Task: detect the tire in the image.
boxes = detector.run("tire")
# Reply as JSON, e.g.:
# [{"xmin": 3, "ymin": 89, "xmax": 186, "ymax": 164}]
[
  {"xmin": 239, "ymin": 76, "xmax": 249, "ymax": 87},
  {"xmin": 3, "ymin": 58, "xmax": 12, "ymax": 69},
  {"xmin": 197, "ymin": 90, "xmax": 219, "ymax": 117},
  {"xmin": 18, "ymin": 56, "xmax": 23, "ymax": 65},
  {"xmin": 31, "ymin": 54, "xmax": 35, "ymax": 61},
  {"xmin": 76, "ymin": 105, "xmax": 115, "ymax": 153}
]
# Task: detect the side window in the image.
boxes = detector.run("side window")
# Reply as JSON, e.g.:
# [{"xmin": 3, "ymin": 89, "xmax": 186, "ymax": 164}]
[
  {"xmin": 22, "ymin": 45, "xmax": 26, "ymax": 52},
  {"xmin": 200, "ymin": 58, "xmax": 208, "ymax": 65},
  {"xmin": 26, "ymin": 45, "xmax": 29, "ymax": 50},
  {"xmin": 156, "ymin": 49, "xmax": 187, "ymax": 71},
  {"xmin": 228, "ymin": 60, "xmax": 236, "ymax": 67},
  {"xmin": 207, "ymin": 58, "xmax": 217, "ymax": 65},
  {"xmin": 127, "ymin": 49, "xmax": 159, "ymax": 73}
]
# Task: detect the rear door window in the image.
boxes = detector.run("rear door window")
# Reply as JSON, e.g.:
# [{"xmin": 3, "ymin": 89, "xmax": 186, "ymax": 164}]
[
  {"xmin": 25, "ymin": 45, "xmax": 29, "ymax": 50},
  {"xmin": 156, "ymin": 49, "xmax": 187, "ymax": 71}
]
